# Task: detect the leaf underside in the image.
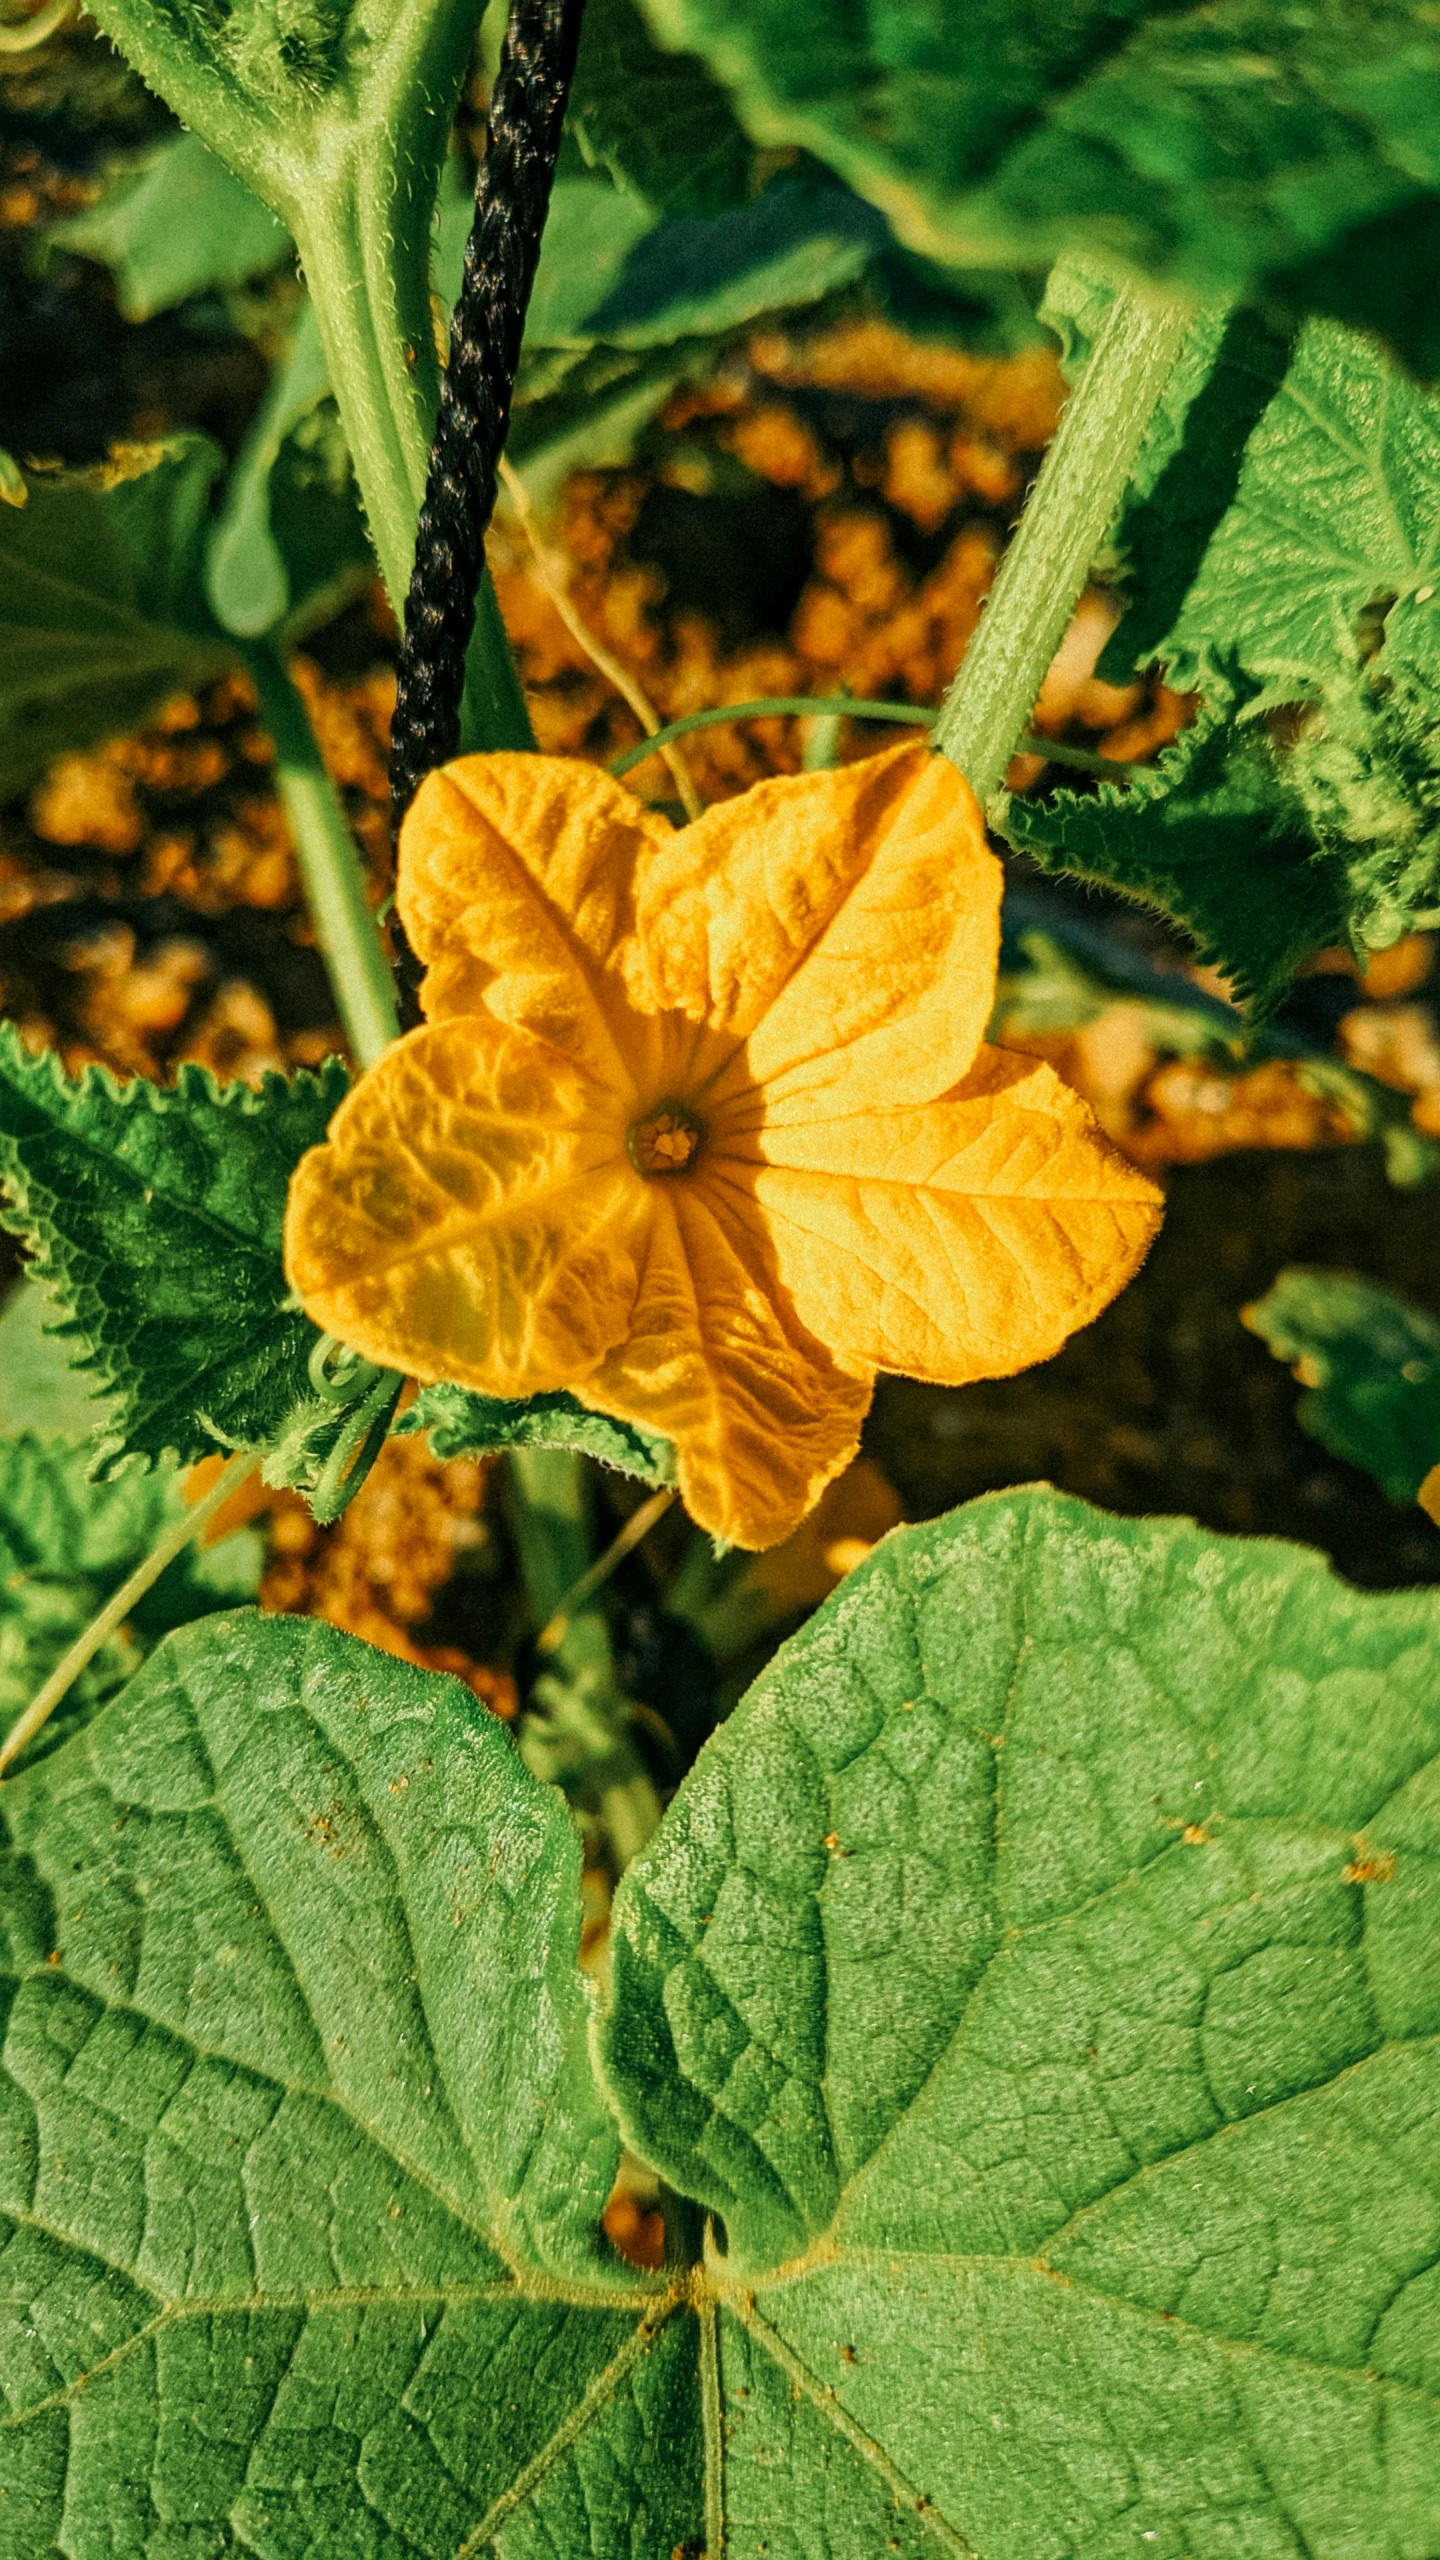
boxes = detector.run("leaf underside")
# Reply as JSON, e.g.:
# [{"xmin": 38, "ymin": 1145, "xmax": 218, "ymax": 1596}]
[
  {"xmin": 401, "ymin": 1383, "xmax": 676, "ymax": 1488},
  {"xmin": 634, "ymin": 0, "xmax": 1440, "ymax": 370},
  {"xmin": 3, "ymin": 1491, "xmax": 1438, "ymax": 2553}
]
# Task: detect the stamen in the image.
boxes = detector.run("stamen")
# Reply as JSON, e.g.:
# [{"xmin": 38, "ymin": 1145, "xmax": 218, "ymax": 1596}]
[{"xmin": 628, "ymin": 1100, "xmax": 705, "ymax": 1177}]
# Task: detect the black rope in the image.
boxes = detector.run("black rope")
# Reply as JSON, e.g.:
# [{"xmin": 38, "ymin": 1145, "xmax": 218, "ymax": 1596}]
[{"xmin": 388, "ymin": 0, "xmax": 585, "ymax": 830}]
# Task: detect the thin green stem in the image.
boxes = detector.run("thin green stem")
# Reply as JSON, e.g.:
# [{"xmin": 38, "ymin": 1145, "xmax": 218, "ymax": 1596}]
[
  {"xmin": 244, "ymin": 642, "xmax": 400, "ymax": 1070},
  {"xmin": 607, "ymin": 697, "xmax": 1141, "ymax": 784},
  {"xmin": 934, "ymin": 273, "xmax": 1192, "ymax": 804},
  {"xmin": 508, "ymin": 1447, "xmax": 662, "ymax": 1870},
  {"xmin": 0, "ymin": 1452, "xmax": 258, "ymax": 1779}
]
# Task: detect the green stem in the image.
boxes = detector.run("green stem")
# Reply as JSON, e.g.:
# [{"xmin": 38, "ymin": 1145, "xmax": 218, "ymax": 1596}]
[
  {"xmin": 607, "ymin": 697, "xmax": 1142, "ymax": 784},
  {"xmin": 245, "ymin": 642, "xmax": 400, "ymax": 1069},
  {"xmin": 933, "ymin": 276, "xmax": 1191, "ymax": 804},
  {"xmin": 292, "ymin": 192, "xmax": 534, "ymax": 755},
  {"xmin": 0, "ymin": 1451, "xmax": 258, "ymax": 1779},
  {"xmin": 508, "ymin": 1446, "xmax": 662, "ymax": 1869}
]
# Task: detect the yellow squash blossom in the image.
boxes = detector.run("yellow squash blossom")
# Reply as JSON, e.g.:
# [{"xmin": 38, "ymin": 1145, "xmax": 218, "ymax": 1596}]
[{"xmin": 285, "ymin": 743, "xmax": 1161, "ymax": 1547}]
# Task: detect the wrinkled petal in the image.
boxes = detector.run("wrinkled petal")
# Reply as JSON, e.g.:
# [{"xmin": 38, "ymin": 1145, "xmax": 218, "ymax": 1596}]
[
  {"xmin": 284, "ymin": 1017, "xmax": 647, "ymax": 1394},
  {"xmin": 732, "ymin": 1044, "xmax": 1163, "ymax": 1382},
  {"xmin": 398, "ymin": 745, "xmax": 998, "ymax": 1112},
  {"xmin": 398, "ymin": 755, "xmax": 674, "ymax": 1092},
  {"xmin": 577, "ymin": 1185, "xmax": 871, "ymax": 1549},
  {"xmin": 637, "ymin": 743, "xmax": 1000, "ymax": 1108}
]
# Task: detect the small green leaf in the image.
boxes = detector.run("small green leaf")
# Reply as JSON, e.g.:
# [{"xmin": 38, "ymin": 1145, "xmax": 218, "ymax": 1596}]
[
  {"xmin": 1001, "ymin": 682, "xmax": 1350, "ymax": 1014},
  {"xmin": 403, "ymin": 1383, "xmax": 677, "ymax": 1488},
  {"xmin": 602, "ymin": 1484, "xmax": 1440, "ymax": 2553},
  {"xmin": 0, "ymin": 1610, "xmax": 704, "ymax": 2552},
  {"xmin": 1245, "ymin": 1267, "xmax": 1440, "ymax": 1504},
  {"xmin": 0, "ymin": 1030, "xmax": 347, "ymax": 1471},
  {"xmin": 0, "ymin": 1276, "xmax": 114, "ymax": 1440},
  {"xmin": 637, "ymin": 0, "xmax": 1440, "ymax": 366},
  {"xmin": 0, "ymin": 438, "xmax": 233, "ymax": 800},
  {"xmin": 0, "ymin": 1428, "xmax": 260, "ymax": 1773},
  {"xmin": 48, "ymin": 131, "xmax": 289, "ymax": 319},
  {"xmin": 568, "ymin": 0, "xmax": 754, "ymax": 217}
]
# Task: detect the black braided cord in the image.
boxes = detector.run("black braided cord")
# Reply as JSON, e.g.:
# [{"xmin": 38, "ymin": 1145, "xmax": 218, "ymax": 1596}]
[{"xmin": 388, "ymin": 0, "xmax": 586, "ymax": 829}]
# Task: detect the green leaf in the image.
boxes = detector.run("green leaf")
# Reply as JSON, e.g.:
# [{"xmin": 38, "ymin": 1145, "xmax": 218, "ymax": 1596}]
[
  {"xmin": 601, "ymin": 1484, "xmax": 1440, "ymax": 2553},
  {"xmin": 1000, "ymin": 681, "xmax": 1350, "ymax": 1014},
  {"xmin": 0, "ymin": 1428, "xmax": 261, "ymax": 1773},
  {"xmin": 519, "ymin": 177, "xmax": 659, "ymax": 350},
  {"xmin": 636, "ymin": 0, "xmax": 1440, "ymax": 367},
  {"xmin": 205, "ymin": 300, "xmax": 373, "ymax": 642},
  {"xmin": 0, "ymin": 1277, "xmax": 115, "ymax": 1441},
  {"xmin": 1044, "ymin": 298, "xmax": 1440, "ymax": 972},
  {"xmin": 0, "ymin": 1030, "xmax": 348, "ymax": 1471},
  {"xmin": 402, "ymin": 1383, "xmax": 677, "ymax": 1489},
  {"xmin": 0, "ymin": 438, "xmax": 233, "ymax": 802},
  {"xmin": 0, "ymin": 1608, "xmax": 706, "ymax": 2553},
  {"xmin": 578, "ymin": 176, "xmax": 886, "ymax": 349},
  {"xmin": 567, "ymin": 0, "xmax": 753, "ymax": 217},
  {"xmin": 1245, "ymin": 1266, "xmax": 1440, "ymax": 1504},
  {"xmin": 48, "ymin": 132, "xmax": 289, "ymax": 320}
]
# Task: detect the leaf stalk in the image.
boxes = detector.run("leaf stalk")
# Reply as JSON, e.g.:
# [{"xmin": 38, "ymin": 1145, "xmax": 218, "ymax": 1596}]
[{"xmin": 933, "ymin": 272, "xmax": 1192, "ymax": 804}]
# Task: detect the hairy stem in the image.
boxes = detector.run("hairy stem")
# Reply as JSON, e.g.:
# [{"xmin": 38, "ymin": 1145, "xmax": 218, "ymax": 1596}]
[
  {"xmin": 245, "ymin": 642, "xmax": 400, "ymax": 1070},
  {"xmin": 933, "ymin": 276, "xmax": 1192, "ymax": 804},
  {"xmin": 0, "ymin": 1452, "xmax": 258, "ymax": 1779},
  {"xmin": 292, "ymin": 193, "xmax": 533, "ymax": 755}
]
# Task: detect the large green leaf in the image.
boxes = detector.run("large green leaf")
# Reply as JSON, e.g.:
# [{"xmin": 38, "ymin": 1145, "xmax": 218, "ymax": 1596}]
[
  {"xmin": 1245, "ymin": 1267, "xmax": 1440, "ymax": 1505},
  {"xmin": 48, "ymin": 132, "xmax": 289, "ymax": 320},
  {"xmin": 567, "ymin": 0, "xmax": 753, "ymax": 217},
  {"xmin": 5, "ymin": 1494, "xmax": 1439, "ymax": 2552},
  {"xmin": 0, "ymin": 439, "xmax": 233, "ymax": 802},
  {"xmin": 635, "ymin": 0, "xmax": 1440, "ymax": 368},
  {"xmin": 0, "ymin": 1033, "xmax": 348, "ymax": 1471},
  {"xmin": 0, "ymin": 1609, "xmax": 703, "ymax": 2553},
  {"xmin": 602, "ymin": 1486, "xmax": 1440, "ymax": 2554}
]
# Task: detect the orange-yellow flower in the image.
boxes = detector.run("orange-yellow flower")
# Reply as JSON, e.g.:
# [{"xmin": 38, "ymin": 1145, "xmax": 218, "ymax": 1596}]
[{"xmin": 284, "ymin": 744, "xmax": 1161, "ymax": 1546}]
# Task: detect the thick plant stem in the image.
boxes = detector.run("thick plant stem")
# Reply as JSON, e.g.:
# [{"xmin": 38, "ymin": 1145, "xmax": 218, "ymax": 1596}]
[
  {"xmin": 245, "ymin": 643, "xmax": 400, "ymax": 1070},
  {"xmin": 933, "ymin": 278, "xmax": 1192, "ymax": 805},
  {"xmin": 0, "ymin": 1451, "xmax": 258, "ymax": 1778},
  {"xmin": 291, "ymin": 202, "xmax": 534, "ymax": 756}
]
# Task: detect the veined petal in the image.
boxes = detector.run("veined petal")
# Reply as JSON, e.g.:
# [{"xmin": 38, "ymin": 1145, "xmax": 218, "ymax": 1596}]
[
  {"xmin": 741, "ymin": 1044, "xmax": 1163, "ymax": 1383},
  {"xmin": 632, "ymin": 742, "xmax": 998, "ymax": 1113},
  {"xmin": 397, "ymin": 755, "xmax": 674, "ymax": 1092},
  {"xmin": 284, "ymin": 1018, "xmax": 646, "ymax": 1394},
  {"xmin": 577, "ymin": 1186, "xmax": 871, "ymax": 1549}
]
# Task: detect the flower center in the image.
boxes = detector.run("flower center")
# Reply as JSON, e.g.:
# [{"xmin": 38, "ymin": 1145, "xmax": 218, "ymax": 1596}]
[{"xmin": 628, "ymin": 1099, "xmax": 706, "ymax": 1177}]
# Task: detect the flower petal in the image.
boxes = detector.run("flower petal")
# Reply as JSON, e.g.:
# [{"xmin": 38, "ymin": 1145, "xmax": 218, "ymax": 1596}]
[
  {"xmin": 284, "ymin": 1017, "xmax": 646, "ymax": 1394},
  {"xmin": 738, "ymin": 1044, "xmax": 1163, "ymax": 1382},
  {"xmin": 638, "ymin": 741, "xmax": 1000, "ymax": 1109},
  {"xmin": 397, "ymin": 754, "xmax": 676, "ymax": 1091},
  {"xmin": 577, "ymin": 1185, "xmax": 871, "ymax": 1549}
]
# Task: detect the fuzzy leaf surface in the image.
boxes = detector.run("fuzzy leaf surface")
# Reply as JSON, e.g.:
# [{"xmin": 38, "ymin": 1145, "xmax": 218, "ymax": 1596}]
[
  {"xmin": 0, "ymin": 1034, "xmax": 348, "ymax": 1469},
  {"xmin": 0, "ymin": 1609, "xmax": 704, "ymax": 2555},
  {"xmin": 636, "ymin": 0, "xmax": 1440, "ymax": 365},
  {"xmin": 1246, "ymin": 1267, "xmax": 1440, "ymax": 1504},
  {"xmin": 0, "ymin": 439, "xmax": 232, "ymax": 801},
  {"xmin": 402, "ymin": 1383, "xmax": 676, "ymax": 1487},
  {"xmin": 49, "ymin": 133, "xmax": 288, "ymax": 320},
  {"xmin": 602, "ymin": 1484, "xmax": 1440, "ymax": 2556},
  {"xmin": 1001, "ymin": 686, "xmax": 1350, "ymax": 1014}
]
